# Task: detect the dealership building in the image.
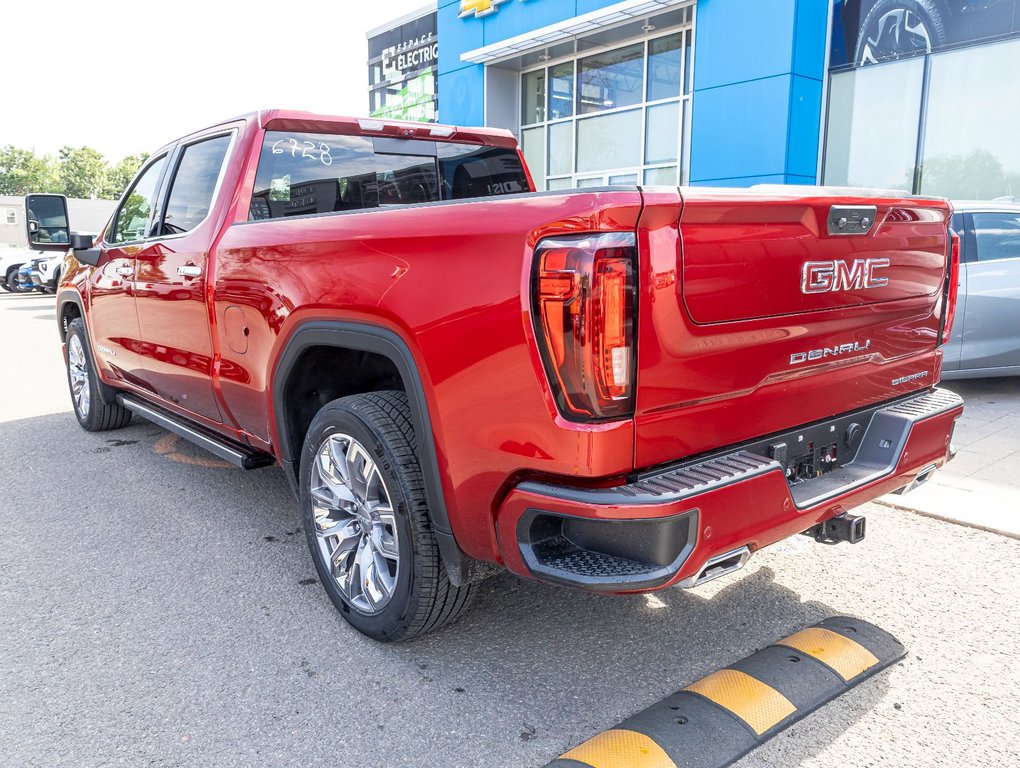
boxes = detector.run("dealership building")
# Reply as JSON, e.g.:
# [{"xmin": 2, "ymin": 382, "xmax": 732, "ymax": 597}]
[{"xmin": 369, "ymin": 0, "xmax": 1020, "ymax": 198}]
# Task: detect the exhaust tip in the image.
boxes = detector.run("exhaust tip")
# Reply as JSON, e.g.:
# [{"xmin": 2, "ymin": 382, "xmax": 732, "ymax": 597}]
[{"xmin": 679, "ymin": 546, "xmax": 751, "ymax": 589}]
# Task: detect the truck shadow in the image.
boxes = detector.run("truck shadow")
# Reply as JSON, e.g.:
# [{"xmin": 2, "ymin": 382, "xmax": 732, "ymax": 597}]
[{"xmin": 0, "ymin": 411, "xmax": 892, "ymax": 768}]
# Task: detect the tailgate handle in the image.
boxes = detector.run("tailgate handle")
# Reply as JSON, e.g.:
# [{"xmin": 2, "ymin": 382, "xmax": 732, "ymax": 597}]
[{"xmin": 828, "ymin": 205, "xmax": 876, "ymax": 236}]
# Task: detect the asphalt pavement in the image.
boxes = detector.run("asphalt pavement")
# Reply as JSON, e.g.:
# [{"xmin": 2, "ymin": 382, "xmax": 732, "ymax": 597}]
[{"xmin": 1, "ymin": 289, "xmax": 1018, "ymax": 767}]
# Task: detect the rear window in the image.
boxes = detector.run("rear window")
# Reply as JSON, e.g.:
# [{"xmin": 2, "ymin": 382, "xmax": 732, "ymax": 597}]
[{"xmin": 249, "ymin": 131, "xmax": 529, "ymax": 221}]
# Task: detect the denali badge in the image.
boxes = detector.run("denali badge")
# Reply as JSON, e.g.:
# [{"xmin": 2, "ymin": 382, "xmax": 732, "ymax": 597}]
[
  {"xmin": 801, "ymin": 258, "xmax": 890, "ymax": 294},
  {"xmin": 790, "ymin": 340, "xmax": 871, "ymax": 365}
]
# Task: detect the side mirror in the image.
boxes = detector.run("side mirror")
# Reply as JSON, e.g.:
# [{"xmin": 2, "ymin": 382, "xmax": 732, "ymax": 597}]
[
  {"xmin": 71, "ymin": 233, "xmax": 102, "ymax": 267},
  {"xmin": 25, "ymin": 194, "xmax": 71, "ymax": 252}
]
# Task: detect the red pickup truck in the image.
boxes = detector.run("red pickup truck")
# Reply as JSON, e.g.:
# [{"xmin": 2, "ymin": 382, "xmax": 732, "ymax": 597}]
[{"xmin": 37, "ymin": 110, "xmax": 963, "ymax": 642}]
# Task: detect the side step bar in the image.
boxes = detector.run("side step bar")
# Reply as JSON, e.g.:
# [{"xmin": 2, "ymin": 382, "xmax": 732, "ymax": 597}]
[{"xmin": 118, "ymin": 395, "xmax": 275, "ymax": 470}]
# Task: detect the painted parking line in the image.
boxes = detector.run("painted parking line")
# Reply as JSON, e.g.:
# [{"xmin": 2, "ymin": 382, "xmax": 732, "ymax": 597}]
[{"xmin": 544, "ymin": 616, "xmax": 905, "ymax": 768}]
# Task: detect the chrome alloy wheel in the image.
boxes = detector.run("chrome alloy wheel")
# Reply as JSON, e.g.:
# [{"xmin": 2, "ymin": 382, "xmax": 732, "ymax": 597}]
[
  {"xmin": 310, "ymin": 433, "xmax": 400, "ymax": 614},
  {"xmin": 858, "ymin": 7, "xmax": 932, "ymax": 65},
  {"xmin": 68, "ymin": 334, "xmax": 91, "ymax": 418}
]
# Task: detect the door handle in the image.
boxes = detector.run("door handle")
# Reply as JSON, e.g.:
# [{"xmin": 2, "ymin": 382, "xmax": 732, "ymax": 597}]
[
  {"xmin": 177, "ymin": 265, "xmax": 202, "ymax": 278},
  {"xmin": 114, "ymin": 265, "xmax": 134, "ymax": 277}
]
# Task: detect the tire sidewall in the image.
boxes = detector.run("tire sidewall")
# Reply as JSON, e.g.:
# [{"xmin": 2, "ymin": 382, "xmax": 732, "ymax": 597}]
[{"xmin": 299, "ymin": 401, "xmax": 420, "ymax": 640}]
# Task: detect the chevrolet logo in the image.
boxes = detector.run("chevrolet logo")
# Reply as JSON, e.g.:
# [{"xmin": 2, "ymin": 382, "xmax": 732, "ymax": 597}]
[{"xmin": 459, "ymin": 0, "xmax": 510, "ymax": 18}]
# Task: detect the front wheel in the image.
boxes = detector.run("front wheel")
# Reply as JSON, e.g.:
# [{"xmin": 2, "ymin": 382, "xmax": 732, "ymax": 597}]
[
  {"xmin": 300, "ymin": 391, "xmax": 474, "ymax": 642},
  {"xmin": 64, "ymin": 318, "xmax": 132, "ymax": 431}
]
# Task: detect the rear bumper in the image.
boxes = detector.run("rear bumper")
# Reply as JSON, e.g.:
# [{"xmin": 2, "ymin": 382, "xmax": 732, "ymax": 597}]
[{"xmin": 495, "ymin": 387, "xmax": 963, "ymax": 592}]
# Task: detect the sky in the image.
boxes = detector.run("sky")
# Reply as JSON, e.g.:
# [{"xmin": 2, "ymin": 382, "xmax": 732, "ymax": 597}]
[{"xmin": 5, "ymin": 0, "xmax": 434, "ymax": 160}]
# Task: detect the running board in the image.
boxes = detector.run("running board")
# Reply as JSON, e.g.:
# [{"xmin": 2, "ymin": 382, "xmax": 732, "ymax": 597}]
[{"xmin": 118, "ymin": 395, "xmax": 275, "ymax": 470}]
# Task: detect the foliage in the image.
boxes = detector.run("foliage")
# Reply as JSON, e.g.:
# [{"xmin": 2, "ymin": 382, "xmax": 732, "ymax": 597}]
[
  {"xmin": 0, "ymin": 146, "xmax": 59, "ymax": 195},
  {"xmin": 0, "ymin": 144, "xmax": 147, "ymax": 200},
  {"xmin": 920, "ymin": 150, "xmax": 1020, "ymax": 200},
  {"xmin": 103, "ymin": 153, "xmax": 149, "ymax": 200},
  {"xmin": 57, "ymin": 146, "xmax": 108, "ymax": 199}
]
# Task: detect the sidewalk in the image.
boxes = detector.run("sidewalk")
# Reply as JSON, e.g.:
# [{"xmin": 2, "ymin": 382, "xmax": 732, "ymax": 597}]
[{"xmin": 878, "ymin": 377, "xmax": 1020, "ymax": 539}]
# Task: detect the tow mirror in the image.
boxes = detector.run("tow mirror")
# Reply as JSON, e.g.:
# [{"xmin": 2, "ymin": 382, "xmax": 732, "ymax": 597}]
[
  {"xmin": 70, "ymin": 233, "xmax": 102, "ymax": 267},
  {"xmin": 25, "ymin": 194, "xmax": 71, "ymax": 252}
]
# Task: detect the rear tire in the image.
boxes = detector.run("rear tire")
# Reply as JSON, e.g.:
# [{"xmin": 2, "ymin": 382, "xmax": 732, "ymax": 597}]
[
  {"xmin": 300, "ymin": 391, "xmax": 474, "ymax": 642},
  {"xmin": 64, "ymin": 318, "xmax": 132, "ymax": 431}
]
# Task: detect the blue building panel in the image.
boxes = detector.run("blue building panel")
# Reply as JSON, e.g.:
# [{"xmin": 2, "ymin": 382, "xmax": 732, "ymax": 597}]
[
  {"xmin": 438, "ymin": 65, "xmax": 485, "ymax": 126},
  {"xmin": 690, "ymin": 75, "xmax": 792, "ymax": 182},
  {"xmin": 437, "ymin": 2, "xmax": 484, "ymax": 77},
  {"xmin": 692, "ymin": 0, "xmax": 797, "ymax": 92},
  {"xmin": 787, "ymin": 74, "xmax": 823, "ymax": 178},
  {"xmin": 792, "ymin": 0, "xmax": 830, "ymax": 79}
]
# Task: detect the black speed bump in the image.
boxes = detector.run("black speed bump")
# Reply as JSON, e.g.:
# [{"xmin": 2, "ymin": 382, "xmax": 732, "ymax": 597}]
[{"xmin": 544, "ymin": 616, "xmax": 905, "ymax": 768}]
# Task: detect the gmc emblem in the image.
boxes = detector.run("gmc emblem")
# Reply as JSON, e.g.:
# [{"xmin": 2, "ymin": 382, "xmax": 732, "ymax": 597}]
[{"xmin": 801, "ymin": 258, "xmax": 890, "ymax": 294}]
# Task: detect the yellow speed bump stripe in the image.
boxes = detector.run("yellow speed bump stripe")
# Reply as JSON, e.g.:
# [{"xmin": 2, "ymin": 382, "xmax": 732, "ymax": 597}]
[
  {"xmin": 776, "ymin": 627, "xmax": 880, "ymax": 681},
  {"xmin": 684, "ymin": 669, "xmax": 796, "ymax": 735},
  {"xmin": 559, "ymin": 729, "xmax": 677, "ymax": 768},
  {"xmin": 543, "ymin": 616, "xmax": 905, "ymax": 768}
]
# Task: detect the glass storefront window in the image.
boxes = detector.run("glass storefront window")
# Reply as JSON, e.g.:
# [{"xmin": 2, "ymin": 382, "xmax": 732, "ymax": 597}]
[
  {"xmin": 644, "ymin": 166, "xmax": 678, "ymax": 185},
  {"xmin": 549, "ymin": 62, "xmax": 574, "ymax": 120},
  {"xmin": 823, "ymin": 57, "xmax": 924, "ymax": 191},
  {"xmin": 609, "ymin": 173, "xmax": 638, "ymax": 186},
  {"xmin": 519, "ymin": 28, "xmax": 691, "ymax": 188},
  {"xmin": 548, "ymin": 121, "xmax": 573, "ymax": 177},
  {"xmin": 521, "ymin": 127, "xmax": 546, "ymax": 189},
  {"xmin": 522, "ymin": 70, "xmax": 546, "ymax": 125},
  {"xmin": 576, "ymin": 109, "xmax": 642, "ymax": 173},
  {"xmin": 647, "ymin": 34, "xmax": 682, "ymax": 101},
  {"xmin": 576, "ymin": 177, "xmax": 605, "ymax": 188},
  {"xmin": 645, "ymin": 102, "xmax": 680, "ymax": 164},
  {"xmin": 577, "ymin": 43, "xmax": 644, "ymax": 115},
  {"xmin": 920, "ymin": 38, "xmax": 1020, "ymax": 199}
]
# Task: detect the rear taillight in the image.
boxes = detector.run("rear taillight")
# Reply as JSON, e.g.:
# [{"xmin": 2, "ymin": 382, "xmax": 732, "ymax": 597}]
[
  {"xmin": 940, "ymin": 229, "xmax": 961, "ymax": 345},
  {"xmin": 532, "ymin": 232, "xmax": 636, "ymax": 421}
]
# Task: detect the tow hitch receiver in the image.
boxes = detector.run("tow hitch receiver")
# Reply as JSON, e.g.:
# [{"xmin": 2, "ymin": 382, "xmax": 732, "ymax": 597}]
[{"xmin": 804, "ymin": 513, "xmax": 866, "ymax": 545}]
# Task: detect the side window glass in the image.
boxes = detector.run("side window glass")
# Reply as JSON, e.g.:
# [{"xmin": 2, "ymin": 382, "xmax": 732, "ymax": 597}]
[
  {"xmin": 972, "ymin": 213, "xmax": 1020, "ymax": 262},
  {"xmin": 110, "ymin": 155, "xmax": 167, "ymax": 244},
  {"xmin": 160, "ymin": 135, "xmax": 231, "ymax": 236}
]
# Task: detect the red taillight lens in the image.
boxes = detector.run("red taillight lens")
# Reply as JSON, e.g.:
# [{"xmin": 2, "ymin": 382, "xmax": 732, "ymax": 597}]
[
  {"xmin": 533, "ymin": 232, "xmax": 636, "ymax": 420},
  {"xmin": 941, "ymin": 229, "xmax": 961, "ymax": 345}
]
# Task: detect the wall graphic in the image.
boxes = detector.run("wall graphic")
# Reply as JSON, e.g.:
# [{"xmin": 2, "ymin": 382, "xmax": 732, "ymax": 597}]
[{"xmin": 831, "ymin": 0, "xmax": 1020, "ymax": 69}]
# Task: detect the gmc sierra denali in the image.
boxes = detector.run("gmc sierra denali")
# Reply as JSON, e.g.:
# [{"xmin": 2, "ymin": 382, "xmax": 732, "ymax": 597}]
[{"xmin": 37, "ymin": 110, "xmax": 963, "ymax": 642}]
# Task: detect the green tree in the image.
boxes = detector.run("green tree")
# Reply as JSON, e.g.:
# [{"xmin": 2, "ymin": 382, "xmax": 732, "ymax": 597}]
[
  {"xmin": 920, "ymin": 149, "xmax": 1014, "ymax": 200},
  {"xmin": 103, "ymin": 152, "xmax": 149, "ymax": 199},
  {"xmin": 58, "ymin": 145, "xmax": 108, "ymax": 199},
  {"xmin": 0, "ymin": 145, "xmax": 59, "ymax": 195}
]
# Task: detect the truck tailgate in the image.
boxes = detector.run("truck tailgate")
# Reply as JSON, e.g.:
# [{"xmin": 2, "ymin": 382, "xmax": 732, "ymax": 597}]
[{"xmin": 634, "ymin": 187, "xmax": 952, "ymax": 470}]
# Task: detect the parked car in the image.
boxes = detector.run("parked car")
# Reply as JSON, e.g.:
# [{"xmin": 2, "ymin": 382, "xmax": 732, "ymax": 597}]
[
  {"xmin": 0, "ymin": 248, "xmax": 34, "ymax": 293},
  {"xmin": 25, "ymin": 253, "xmax": 65, "ymax": 293},
  {"xmin": 941, "ymin": 200, "xmax": 1020, "ymax": 379},
  {"xmin": 39, "ymin": 111, "xmax": 963, "ymax": 642}
]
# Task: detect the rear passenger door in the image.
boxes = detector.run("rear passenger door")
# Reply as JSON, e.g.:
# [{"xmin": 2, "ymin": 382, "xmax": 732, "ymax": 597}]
[
  {"xmin": 132, "ymin": 131, "xmax": 234, "ymax": 423},
  {"xmin": 958, "ymin": 211, "xmax": 1020, "ymax": 372}
]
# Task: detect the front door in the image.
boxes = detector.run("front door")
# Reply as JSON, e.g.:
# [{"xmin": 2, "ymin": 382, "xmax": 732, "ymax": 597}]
[
  {"xmin": 959, "ymin": 211, "xmax": 1020, "ymax": 372},
  {"xmin": 132, "ymin": 133, "xmax": 233, "ymax": 423},
  {"xmin": 88, "ymin": 154, "xmax": 169, "ymax": 388}
]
